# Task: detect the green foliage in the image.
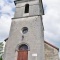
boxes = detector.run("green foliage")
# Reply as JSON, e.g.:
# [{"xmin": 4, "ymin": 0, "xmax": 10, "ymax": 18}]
[
  {"xmin": 0, "ymin": 42, "xmax": 3, "ymax": 50},
  {"xmin": 0, "ymin": 42, "xmax": 3, "ymax": 56},
  {"xmin": 0, "ymin": 56, "xmax": 2, "ymax": 60},
  {"xmin": 0, "ymin": 43, "xmax": 3, "ymax": 46}
]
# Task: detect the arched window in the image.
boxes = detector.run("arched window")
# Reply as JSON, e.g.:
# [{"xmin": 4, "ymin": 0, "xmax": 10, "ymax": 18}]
[
  {"xmin": 19, "ymin": 44, "xmax": 28, "ymax": 51},
  {"xmin": 25, "ymin": 4, "xmax": 29, "ymax": 13}
]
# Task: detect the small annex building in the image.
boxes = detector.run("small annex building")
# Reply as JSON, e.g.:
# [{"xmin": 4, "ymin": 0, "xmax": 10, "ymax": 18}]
[{"xmin": 44, "ymin": 41, "xmax": 59, "ymax": 60}]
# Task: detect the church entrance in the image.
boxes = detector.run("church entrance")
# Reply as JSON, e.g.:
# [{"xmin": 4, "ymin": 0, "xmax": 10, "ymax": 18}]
[{"xmin": 17, "ymin": 44, "xmax": 28, "ymax": 60}]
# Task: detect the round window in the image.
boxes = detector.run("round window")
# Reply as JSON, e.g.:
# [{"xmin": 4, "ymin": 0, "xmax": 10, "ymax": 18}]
[{"xmin": 22, "ymin": 27, "xmax": 28, "ymax": 34}]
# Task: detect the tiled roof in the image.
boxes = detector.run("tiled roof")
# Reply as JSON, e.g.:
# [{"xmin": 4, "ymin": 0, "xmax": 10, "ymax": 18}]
[{"xmin": 44, "ymin": 41, "xmax": 59, "ymax": 51}]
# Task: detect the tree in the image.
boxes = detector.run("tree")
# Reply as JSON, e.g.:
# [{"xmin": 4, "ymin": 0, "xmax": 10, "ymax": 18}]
[
  {"xmin": 0, "ymin": 42, "xmax": 3, "ymax": 57},
  {"xmin": 0, "ymin": 56, "xmax": 2, "ymax": 60}
]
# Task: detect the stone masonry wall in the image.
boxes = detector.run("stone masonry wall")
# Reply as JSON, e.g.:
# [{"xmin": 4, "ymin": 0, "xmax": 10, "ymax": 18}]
[{"xmin": 44, "ymin": 42, "xmax": 59, "ymax": 60}]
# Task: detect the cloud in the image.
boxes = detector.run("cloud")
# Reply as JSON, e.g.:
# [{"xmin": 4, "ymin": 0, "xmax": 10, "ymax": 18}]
[
  {"xmin": 0, "ymin": 0, "xmax": 15, "ymax": 17},
  {"xmin": 0, "ymin": 0, "xmax": 15, "ymax": 42},
  {"xmin": 43, "ymin": 0, "xmax": 60, "ymax": 43},
  {"xmin": 1, "ymin": 5, "xmax": 12, "ymax": 13},
  {"xmin": 0, "ymin": 14, "xmax": 12, "ymax": 42},
  {"xmin": 0, "ymin": 0, "xmax": 5, "ymax": 7}
]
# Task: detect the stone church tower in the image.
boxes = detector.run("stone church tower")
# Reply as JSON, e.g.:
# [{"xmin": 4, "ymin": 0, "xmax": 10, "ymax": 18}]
[{"xmin": 3, "ymin": 0, "xmax": 44, "ymax": 60}]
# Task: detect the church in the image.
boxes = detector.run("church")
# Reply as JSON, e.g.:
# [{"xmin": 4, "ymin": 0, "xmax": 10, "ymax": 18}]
[
  {"xmin": 3, "ymin": 0, "xmax": 59, "ymax": 60},
  {"xmin": 4, "ymin": 38, "xmax": 59, "ymax": 60}
]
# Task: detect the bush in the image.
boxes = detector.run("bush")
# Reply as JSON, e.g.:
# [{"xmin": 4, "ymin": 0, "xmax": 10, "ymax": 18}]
[{"xmin": 0, "ymin": 56, "xmax": 2, "ymax": 60}]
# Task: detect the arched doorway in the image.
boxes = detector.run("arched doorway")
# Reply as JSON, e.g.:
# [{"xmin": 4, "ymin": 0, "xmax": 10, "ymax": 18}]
[{"xmin": 17, "ymin": 44, "xmax": 28, "ymax": 60}]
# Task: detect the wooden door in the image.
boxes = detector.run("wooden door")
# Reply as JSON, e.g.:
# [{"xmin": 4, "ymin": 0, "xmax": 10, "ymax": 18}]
[
  {"xmin": 17, "ymin": 44, "xmax": 28, "ymax": 60},
  {"xmin": 17, "ymin": 50, "xmax": 28, "ymax": 60}
]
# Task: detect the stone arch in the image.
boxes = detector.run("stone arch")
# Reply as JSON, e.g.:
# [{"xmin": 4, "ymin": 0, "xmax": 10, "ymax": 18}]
[
  {"xmin": 15, "ymin": 42, "xmax": 30, "ymax": 51},
  {"xmin": 19, "ymin": 44, "xmax": 28, "ymax": 51}
]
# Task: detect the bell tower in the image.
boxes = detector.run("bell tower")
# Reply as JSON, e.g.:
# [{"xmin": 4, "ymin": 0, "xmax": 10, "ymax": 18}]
[{"xmin": 3, "ymin": 0, "xmax": 44, "ymax": 60}]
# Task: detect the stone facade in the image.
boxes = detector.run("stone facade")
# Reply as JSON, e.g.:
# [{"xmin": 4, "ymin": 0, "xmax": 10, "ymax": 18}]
[
  {"xmin": 3, "ymin": 0, "xmax": 45, "ymax": 60},
  {"xmin": 4, "ymin": 39, "xmax": 59, "ymax": 60},
  {"xmin": 3, "ymin": 0, "xmax": 59, "ymax": 60},
  {"xmin": 44, "ymin": 41, "xmax": 59, "ymax": 60},
  {"xmin": 3, "ymin": 16, "xmax": 44, "ymax": 60}
]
